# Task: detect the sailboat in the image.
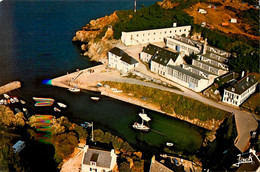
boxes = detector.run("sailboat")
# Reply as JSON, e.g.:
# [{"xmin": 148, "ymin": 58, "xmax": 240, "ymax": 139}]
[{"xmin": 132, "ymin": 109, "xmax": 151, "ymax": 132}]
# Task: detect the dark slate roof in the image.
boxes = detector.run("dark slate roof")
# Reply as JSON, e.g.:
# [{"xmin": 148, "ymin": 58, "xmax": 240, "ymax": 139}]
[
  {"xmin": 109, "ymin": 47, "xmax": 138, "ymax": 65},
  {"xmin": 185, "ymin": 64, "xmax": 217, "ymax": 76},
  {"xmin": 83, "ymin": 148, "xmax": 112, "ymax": 168},
  {"xmin": 226, "ymin": 75, "xmax": 258, "ymax": 95},
  {"xmin": 151, "ymin": 50, "xmax": 180, "ymax": 66},
  {"xmin": 142, "ymin": 44, "xmax": 161, "ymax": 55},
  {"xmin": 168, "ymin": 65, "xmax": 208, "ymax": 80}
]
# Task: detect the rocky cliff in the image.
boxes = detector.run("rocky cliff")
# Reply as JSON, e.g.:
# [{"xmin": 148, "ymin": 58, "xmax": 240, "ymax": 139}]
[
  {"xmin": 72, "ymin": 11, "xmax": 121, "ymax": 63},
  {"xmin": 157, "ymin": 0, "xmax": 179, "ymax": 9}
]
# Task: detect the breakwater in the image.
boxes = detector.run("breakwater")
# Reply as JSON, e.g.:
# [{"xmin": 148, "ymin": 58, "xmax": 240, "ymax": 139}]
[{"xmin": 0, "ymin": 81, "xmax": 21, "ymax": 95}]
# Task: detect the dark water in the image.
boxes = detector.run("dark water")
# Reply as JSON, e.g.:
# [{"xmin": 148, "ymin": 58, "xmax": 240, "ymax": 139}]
[{"xmin": 0, "ymin": 0, "xmax": 206, "ymax": 171}]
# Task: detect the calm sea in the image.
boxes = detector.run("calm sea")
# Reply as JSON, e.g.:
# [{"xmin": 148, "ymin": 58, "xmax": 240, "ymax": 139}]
[{"xmin": 0, "ymin": 0, "xmax": 206, "ymax": 171}]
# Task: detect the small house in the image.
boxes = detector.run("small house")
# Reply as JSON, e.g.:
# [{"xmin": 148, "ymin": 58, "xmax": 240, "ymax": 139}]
[
  {"xmin": 229, "ymin": 18, "xmax": 237, "ymax": 23},
  {"xmin": 81, "ymin": 145, "xmax": 117, "ymax": 172},
  {"xmin": 108, "ymin": 47, "xmax": 139, "ymax": 73}
]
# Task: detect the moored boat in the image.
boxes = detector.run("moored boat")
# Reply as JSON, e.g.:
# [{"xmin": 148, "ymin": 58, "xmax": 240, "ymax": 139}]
[
  {"xmin": 0, "ymin": 99, "xmax": 3, "ymax": 105},
  {"xmin": 68, "ymin": 87, "xmax": 80, "ymax": 92},
  {"xmin": 13, "ymin": 97, "xmax": 19, "ymax": 103},
  {"xmin": 97, "ymin": 83, "xmax": 103, "ymax": 87},
  {"xmin": 54, "ymin": 107, "xmax": 61, "ymax": 112},
  {"xmin": 33, "ymin": 97, "xmax": 55, "ymax": 102},
  {"xmin": 90, "ymin": 97, "xmax": 100, "ymax": 101},
  {"xmin": 3, "ymin": 94, "xmax": 10, "ymax": 99},
  {"xmin": 10, "ymin": 98, "xmax": 15, "ymax": 103},
  {"xmin": 3, "ymin": 100, "xmax": 7, "ymax": 105},
  {"xmin": 166, "ymin": 142, "xmax": 174, "ymax": 146},
  {"xmin": 15, "ymin": 108, "xmax": 21, "ymax": 113},
  {"xmin": 20, "ymin": 100, "xmax": 26, "ymax": 104},
  {"xmin": 57, "ymin": 102, "xmax": 67, "ymax": 108},
  {"xmin": 132, "ymin": 109, "xmax": 151, "ymax": 132}
]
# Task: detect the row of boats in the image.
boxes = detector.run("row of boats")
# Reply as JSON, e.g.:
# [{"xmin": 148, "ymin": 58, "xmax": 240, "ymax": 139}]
[
  {"xmin": 0, "ymin": 94, "xmax": 26, "ymax": 105},
  {"xmin": 32, "ymin": 97, "xmax": 67, "ymax": 112}
]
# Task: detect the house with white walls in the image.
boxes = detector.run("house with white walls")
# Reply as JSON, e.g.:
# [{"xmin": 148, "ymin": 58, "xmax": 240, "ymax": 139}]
[
  {"xmin": 108, "ymin": 47, "xmax": 139, "ymax": 73},
  {"xmin": 121, "ymin": 24, "xmax": 191, "ymax": 46},
  {"xmin": 150, "ymin": 47, "xmax": 184, "ymax": 76},
  {"xmin": 222, "ymin": 74, "xmax": 258, "ymax": 106},
  {"xmin": 81, "ymin": 145, "xmax": 117, "ymax": 172}
]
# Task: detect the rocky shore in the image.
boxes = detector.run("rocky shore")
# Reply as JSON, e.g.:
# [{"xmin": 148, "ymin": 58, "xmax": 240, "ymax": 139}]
[{"xmin": 72, "ymin": 11, "xmax": 123, "ymax": 64}]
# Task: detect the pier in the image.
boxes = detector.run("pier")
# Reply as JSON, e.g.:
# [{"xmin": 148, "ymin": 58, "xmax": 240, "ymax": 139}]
[{"xmin": 0, "ymin": 81, "xmax": 21, "ymax": 95}]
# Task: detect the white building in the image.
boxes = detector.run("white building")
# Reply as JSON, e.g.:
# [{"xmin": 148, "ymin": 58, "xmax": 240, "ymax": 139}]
[
  {"xmin": 166, "ymin": 65, "xmax": 209, "ymax": 92},
  {"xmin": 108, "ymin": 47, "xmax": 139, "ymax": 73},
  {"xmin": 121, "ymin": 24, "xmax": 191, "ymax": 46},
  {"xmin": 229, "ymin": 18, "xmax": 237, "ymax": 23},
  {"xmin": 140, "ymin": 44, "xmax": 161, "ymax": 63},
  {"xmin": 81, "ymin": 145, "xmax": 117, "ymax": 172},
  {"xmin": 222, "ymin": 75, "xmax": 258, "ymax": 106},
  {"xmin": 165, "ymin": 36, "xmax": 201, "ymax": 55},
  {"xmin": 150, "ymin": 47, "xmax": 184, "ymax": 76}
]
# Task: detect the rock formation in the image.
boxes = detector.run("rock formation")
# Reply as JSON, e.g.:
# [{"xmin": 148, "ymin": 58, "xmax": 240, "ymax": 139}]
[{"xmin": 72, "ymin": 11, "xmax": 121, "ymax": 63}]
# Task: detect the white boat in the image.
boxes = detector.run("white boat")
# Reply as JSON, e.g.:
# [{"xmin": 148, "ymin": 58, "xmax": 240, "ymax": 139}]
[
  {"xmin": 20, "ymin": 100, "xmax": 26, "ymax": 104},
  {"xmin": 3, "ymin": 94, "xmax": 10, "ymax": 99},
  {"xmin": 22, "ymin": 108, "xmax": 27, "ymax": 112},
  {"xmin": 68, "ymin": 87, "xmax": 80, "ymax": 92},
  {"xmin": 97, "ymin": 83, "xmax": 103, "ymax": 87},
  {"xmin": 81, "ymin": 122, "xmax": 92, "ymax": 128},
  {"xmin": 57, "ymin": 102, "xmax": 67, "ymax": 108},
  {"xmin": 13, "ymin": 97, "xmax": 19, "ymax": 103},
  {"xmin": 10, "ymin": 98, "xmax": 15, "ymax": 103},
  {"xmin": 113, "ymin": 90, "xmax": 123, "ymax": 93},
  {"xmin": 54, "ymin": 107, "xmax": 61, "ymax": 112},
  {"xmin": 91, "ymin": 97, "xmax": 100, "ymax": 101},
  {"xmin": 132, "ymin": 109, "xmax": 151, "ymax": 132},
  {"xmin": 3, "ymin": 100, "xmax": 7, "ymax": 105},
  {"xmin": 0, "ymin": 99, "xmax": 3, "ymax": 105},
  {"xmin": 166, "ymin": 142, "xmax": 174, "ymax": 146}
]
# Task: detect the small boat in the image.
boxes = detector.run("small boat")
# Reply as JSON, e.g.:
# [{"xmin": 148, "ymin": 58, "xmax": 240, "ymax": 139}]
[
  {"xmin": 54, "ymin": 107, "xmax": 61, "ymax": 112},
  {"xmin": 97, "ymin": 83, "xmax": 103, "ymax": 87},
  {"xmin": 111, "ymin": 88, "xmax": 117, "ymax": 91},
  {"xmin": 20, "ymin": 100, "xmax": 26, "ymax": 104},
  {"xmin": 113, "ymin": 90, "xmax": 123, "ymax": 93},
  {"xmin": 3, "ymin": 100, "xmax": 7, "ymax": 105},
  {"xmin": 7, "ymin": 99, "xmax": 10, "ymax": 104},
  {"xmin": 3, "ymin": 94, "xmax": 10, "ymax": 99},
  {"xmin": 0, "ymin": 99, "xmax": 3, "ymax": 105},
  {"xmin": 68, "ymin": 87, "xmax": 80, "ymax": 92},
  {"xmin": 15, "ymin": 108, "xmax": 21, "ymax": 113},
  {"xmin": 33, "ymin": 97, "xmax": 55, "ymax": 102},
  {"xmin": 57, "ymin": 102, "xmax": 67, "ymax": 108},
  {"xmin": 132, "ymin": 109, "xmax": 151, "ymax": 132},
  {"xmin": 22, "ymin": 108, "xmax": 27, "ymax": 112},
  {"xmin": 166, "ymin": 142, "xmax": 174, "ymax": 146},
  {"xmin": 10, "ymin": 98, "xmax": 15, "ymax": 103},
  {"xmin": 91, "ymin": 97, "xmax": 100, "ymax": 101},
  {"xmin": 34, "ymin": 102, "xmax": 54, "ymax": 107},
  {"xmin": 13, "ymin": 97, "xmax": 19, "ymax": 103}
]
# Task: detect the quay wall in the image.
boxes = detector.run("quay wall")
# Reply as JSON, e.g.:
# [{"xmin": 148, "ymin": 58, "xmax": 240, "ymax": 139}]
[{"xmin": 0, "ymin": 81, "xmax": 21, "ymax": 95}]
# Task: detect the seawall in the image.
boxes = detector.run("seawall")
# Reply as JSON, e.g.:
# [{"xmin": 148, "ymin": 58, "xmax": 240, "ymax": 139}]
[{"xmin": 0, "ymin": 81, "xmax": 21, "ymax": 95}]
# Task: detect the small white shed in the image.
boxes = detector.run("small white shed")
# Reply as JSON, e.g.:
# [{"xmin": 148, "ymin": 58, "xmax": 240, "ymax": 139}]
[{"xmin": 230, "ymin": 18, "xmax": 237, "ymax": 23}]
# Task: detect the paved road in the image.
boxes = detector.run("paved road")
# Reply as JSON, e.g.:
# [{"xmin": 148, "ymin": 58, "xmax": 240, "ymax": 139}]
[{"xmin": 52, "ymin": 64, "xmax": 259, "ymax": 153}]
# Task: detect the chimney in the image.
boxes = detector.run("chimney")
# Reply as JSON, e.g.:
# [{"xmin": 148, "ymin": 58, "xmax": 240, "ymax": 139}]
[
  {"xmin": 241, "ymin": 71, "xmax": 245, "ymax": 78},
  {"xmin": 203, "ymin": 38, "xmax": 207, "ymax": 54}
]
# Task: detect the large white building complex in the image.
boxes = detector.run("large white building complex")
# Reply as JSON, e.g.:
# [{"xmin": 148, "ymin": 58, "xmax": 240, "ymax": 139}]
[
  {"xmin": 222, "ymin": 74, "xmax": 258, "ymax": 106},
  {"xmin": 140, "ymin": 35, "xmax": 231, "ymax": 92},
  {"xmin": 121, "ymin": 24, "xmax": 191, "ymax": 46},
  {"xmin": 81, "ymin": 145, "xmax": 117, "ymax": 172}
]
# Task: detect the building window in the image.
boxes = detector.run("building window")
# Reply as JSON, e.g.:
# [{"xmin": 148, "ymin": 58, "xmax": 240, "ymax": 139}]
[
  {"xmin": 102, "ymin": 170, "xmax": 106, "ymax": 172},
  {"xmin": 136, "ymin": 34, "xmax": 138, "ymax": 37},
  {"xmin": 184, "ymin": 29, "xmax": 186, "ymax": 31},
  {"xmin": 175, "ymin": 30, "xmax": 176, "ymax": 33},
  {"xmin": 90, "ymin": 168, "xmax": 92, "ymax": 171},
  {"xmin": 165, "ymin": 31, "xmax": 167, "ymax": 34},
  {"xmin": 154, "ymin": 32, "xmax": 156, "ymax": 35},
  {"xmin": 179, "ymin": 29, "xmax": 181, "ymax": 32},
  {"xmin": 148, "ymin": 33, "xmax": 150, "ymax": 35},
  {"xmin": 170, "ymin": 31, "xmax": 172, "ymax": 33}
]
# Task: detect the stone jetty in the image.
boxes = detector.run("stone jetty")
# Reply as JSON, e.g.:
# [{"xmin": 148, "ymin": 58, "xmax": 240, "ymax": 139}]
[{"xmin": 0, "ymin": 81, "xmax": 21, "ymax": 95}]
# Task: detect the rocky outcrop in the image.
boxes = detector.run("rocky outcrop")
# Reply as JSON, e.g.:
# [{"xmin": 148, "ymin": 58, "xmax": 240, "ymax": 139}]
[
  {"xmin": 157, "ymin": 0, "xmax": 179, "ymax": 9},
  {"xmin": 72, "ymin": 12, "xmax": 120, "ymax": 63}
]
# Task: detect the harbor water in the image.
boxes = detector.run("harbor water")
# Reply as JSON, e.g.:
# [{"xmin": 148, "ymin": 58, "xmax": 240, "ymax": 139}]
[{"xmin": 0, "ymin": 0, "xmax": 206, "ymax": 171}]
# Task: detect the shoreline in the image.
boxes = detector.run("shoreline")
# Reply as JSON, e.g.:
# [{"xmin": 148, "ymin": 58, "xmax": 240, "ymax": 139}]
[{"xmin": 51, "ymin": 64, "xmax": 222, "ymax": 131}]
